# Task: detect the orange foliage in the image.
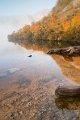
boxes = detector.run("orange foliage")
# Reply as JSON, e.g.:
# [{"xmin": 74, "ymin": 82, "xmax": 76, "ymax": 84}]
[
  {"xmin": 47, "ymin": 16, "xmax": 55, "ymax": 29},
  {"xmin": 71, "ymin": 12, "xmax": 80, "ymax": 27},
  {"xmin": 17, "ymin": 11, "xmax": 80, "ymax": 40},
  {"xmin": 30, "ymin": 23, "xmax": 40, "ymax": 32},
  {"xmin": 60, "ymin": 12, "xmax": 80, "ymax": 32},
  {"xmin": 62, "ymin": 20, "xmax": 70, "ymax": 31}
]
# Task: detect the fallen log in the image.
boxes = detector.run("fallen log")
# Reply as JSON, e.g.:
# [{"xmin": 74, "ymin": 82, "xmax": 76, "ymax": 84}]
[
  {"xmin": 47, "ymin": 46, "xmax": 80, "ymax": 56},
  {"xmin": 55, "ymin": 85, "xmax": 80, "ymax": 97}
]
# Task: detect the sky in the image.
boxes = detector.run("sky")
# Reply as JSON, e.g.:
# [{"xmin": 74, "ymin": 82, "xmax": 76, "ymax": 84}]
[{"xmin": 0, "ymin": 0, "xmax": 57, "ymax": 16}]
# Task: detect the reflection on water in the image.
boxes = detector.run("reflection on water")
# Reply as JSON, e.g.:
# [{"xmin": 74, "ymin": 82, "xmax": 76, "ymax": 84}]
[
  {"xmin": 0, "ymin": 35, "xmax": 74, "ymax": 87},
  {"xmin": 53, "ymin": 55, "xmax": 80, "ymax": 83},
  {"xmin": 10, "ymin": 40, "xmax": 80, "ymax": 84},
  {"xmin": 0, "ymin": 31, "xmax": 80, "ymax": 119},
  {"xmin": 55, "ymin": 96, "xmax": 80, "ymax": 110}
]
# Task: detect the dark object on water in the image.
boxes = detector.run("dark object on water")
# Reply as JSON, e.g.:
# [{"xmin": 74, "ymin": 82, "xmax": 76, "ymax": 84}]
[
  {"xmin": 47, "ymin": 46, "xmax": 80, "ymax": 57},
  {"xmin": 55, "ymin": 85, "xmax": 80, "ymax": 97},
  {"xmin": 28, "ymin": 55, "xmax": 32, "ymax": 57}
]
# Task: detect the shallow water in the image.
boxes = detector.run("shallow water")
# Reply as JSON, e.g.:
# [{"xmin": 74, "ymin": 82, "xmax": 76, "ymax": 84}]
[
  {"xmin": 0, "ymin": 32, "xmax": 70, "ymax": 87},
  {"xmin": 0, "ymin": 28, "xmax": 80, "ymax": 120}
]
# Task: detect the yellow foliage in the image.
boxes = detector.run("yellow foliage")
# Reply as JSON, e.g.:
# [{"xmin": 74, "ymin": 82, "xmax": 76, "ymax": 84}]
[{"xmin": 71, "ymin": 12, "xmax": 80, "ymax": 27}]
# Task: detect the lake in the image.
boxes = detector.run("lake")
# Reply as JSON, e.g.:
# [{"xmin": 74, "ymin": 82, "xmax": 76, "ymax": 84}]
[{"xmin": 0, "ymin": 25, "xmax": 80, "ymax": 120}]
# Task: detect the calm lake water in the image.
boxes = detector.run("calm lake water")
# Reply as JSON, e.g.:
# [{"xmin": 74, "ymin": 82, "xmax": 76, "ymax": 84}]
[
  {"xmin": 0, "ymin": 28, "xmax": 69, "ymax": 87},
  {"xmin": 0, "ymin": 24, "xmax": 80, "ymax": 120}
]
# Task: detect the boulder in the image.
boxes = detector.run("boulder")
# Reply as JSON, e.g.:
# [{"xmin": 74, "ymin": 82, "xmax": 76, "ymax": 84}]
[{"xmin": 55, "ymin": 85, "xmax": 80, "ymax": 97}]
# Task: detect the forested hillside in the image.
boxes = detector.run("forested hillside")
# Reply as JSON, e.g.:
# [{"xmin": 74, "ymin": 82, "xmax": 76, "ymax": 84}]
[{"xmin": 8, "ymin": 0, "xmax": 80, "ymax": 47}]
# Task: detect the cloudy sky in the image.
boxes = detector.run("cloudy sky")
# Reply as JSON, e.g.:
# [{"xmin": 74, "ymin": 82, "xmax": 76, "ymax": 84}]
[{"xmin": 0, "ymin": 0, "xmax": 57, "ymax": 16}]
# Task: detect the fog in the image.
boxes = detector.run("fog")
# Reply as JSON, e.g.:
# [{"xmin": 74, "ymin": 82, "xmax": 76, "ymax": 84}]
[
  {"xmin": 0, "ymin": 9, "xmax": 50, "ymax": 35},
  {"xmin": 0, "ymin": 9, "xmax": 50, "ymax": 61},
  {"xmin": 0, "ymin": 16, "xmax": 34, "ymax": 35}
]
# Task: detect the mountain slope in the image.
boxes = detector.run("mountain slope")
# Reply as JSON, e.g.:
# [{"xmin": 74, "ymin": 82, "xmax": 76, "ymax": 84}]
[{"xmin": 8, "ymin": 0, "xmax": 80, "ymax": 47}]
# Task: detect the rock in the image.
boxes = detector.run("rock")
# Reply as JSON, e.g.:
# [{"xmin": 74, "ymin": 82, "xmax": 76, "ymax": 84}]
[
  {"xmin": 55, "ymin": 85, "xmax": 80, "ymax": 97},
  {"xmin": 9, "ymin": 113, "xmax": 15, "ymax": 120},
  {"xmin": 47, "ymin": 46, "xmax": 80, "ymax": 56},
  {"xmin": 19, "ymin": 111, "xmax": 23, "ymax": 115},
  {"xmin": 28, "ymin": 55, "xmax": 32, "ymax": 57}
]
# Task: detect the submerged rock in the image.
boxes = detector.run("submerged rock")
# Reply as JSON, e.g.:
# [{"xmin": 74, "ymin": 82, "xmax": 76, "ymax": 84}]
[{"xmin": 8, "ymin": 68, "xmax": 20, "ymax": 74}]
